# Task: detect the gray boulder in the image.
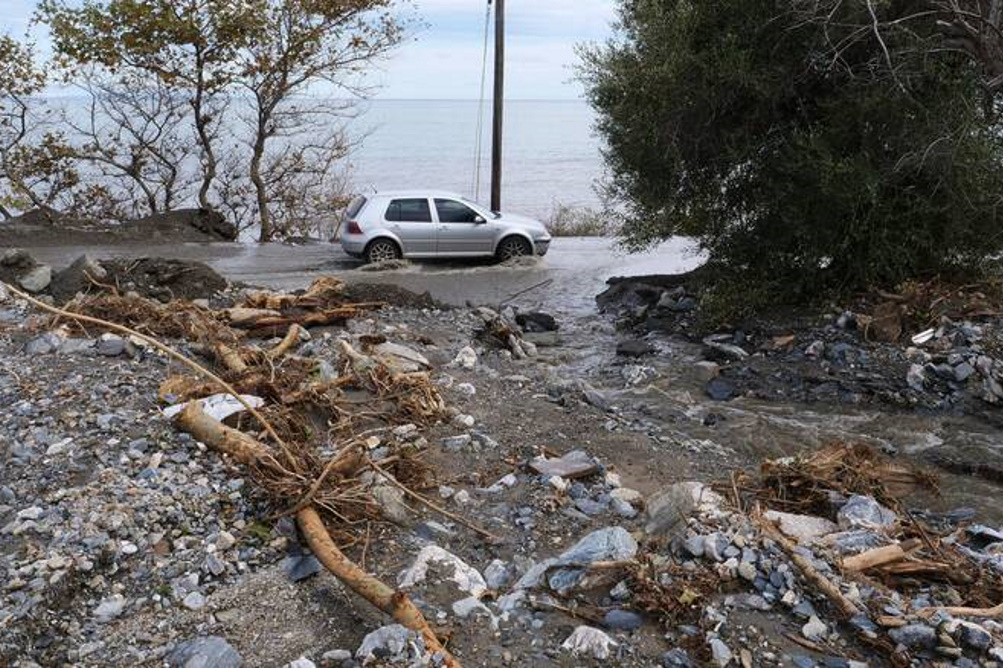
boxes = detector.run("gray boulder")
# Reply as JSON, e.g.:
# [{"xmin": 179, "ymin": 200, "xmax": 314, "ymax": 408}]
[
  {"xmin": 837, "ymin": 496, "xmax": 897, "ymax": 530},
  {"xmin": 18, "ymin": 265, "xmax": 52, "ymax": 293},
  {"xmin": 168, "ymin": 636, "xmax": 242, "ymax": 668}
]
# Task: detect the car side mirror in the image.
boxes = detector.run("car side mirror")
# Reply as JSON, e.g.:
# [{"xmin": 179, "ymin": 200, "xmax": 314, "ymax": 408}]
[{"xmin": 473, "ymin": 215, "xmax": 486, "ymax": 224}]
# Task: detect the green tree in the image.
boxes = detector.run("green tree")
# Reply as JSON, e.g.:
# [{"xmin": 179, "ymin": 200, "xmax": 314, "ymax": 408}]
[
  {"xmin": 580, "ymin": 0, "xmax": 1003, "ymax": 304},
  {"xmin": 0, "ymin": 35, "xmax": 79, "ymax": 217}
]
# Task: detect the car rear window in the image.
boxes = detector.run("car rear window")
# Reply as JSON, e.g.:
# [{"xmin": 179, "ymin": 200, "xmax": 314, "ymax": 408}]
[
  {"xmin": 344, "ymin": 195, "xmax": 367, "ymax": 220},
  {"xmin": 385, "ymin": 198, "xmax": 432, "ymax": 222}
]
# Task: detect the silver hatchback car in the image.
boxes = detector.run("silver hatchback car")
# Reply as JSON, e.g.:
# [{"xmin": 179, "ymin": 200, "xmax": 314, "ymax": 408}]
[{"xmin": 339, "ymin": 190, "xmax": 552, "ymax": 264}]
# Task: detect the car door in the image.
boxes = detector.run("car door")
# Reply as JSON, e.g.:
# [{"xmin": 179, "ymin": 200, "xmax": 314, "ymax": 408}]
[
  {"xmin": 384, "ymin": 198, "xmax": 435, "ymax": 255},
  {"xmin": 433, "ymin": 198, "xmax": 496, "ymax": 255}
]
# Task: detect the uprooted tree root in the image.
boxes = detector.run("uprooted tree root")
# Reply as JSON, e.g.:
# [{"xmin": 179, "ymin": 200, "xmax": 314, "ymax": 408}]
[{"xmin": 732, "ymin": 441, "xmax": 938, "ymax": 518}]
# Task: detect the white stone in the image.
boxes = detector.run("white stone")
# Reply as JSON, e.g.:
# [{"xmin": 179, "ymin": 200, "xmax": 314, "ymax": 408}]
[
  {"xmin": 764, "ymin": 510, "xmax": 838, "ymax": 543},
  {"xmin": 561, "ymin": 625, "xmax": 618, "ymax": 660},
  {"xmin": 398, "ymin": 545, "xmax": 487, "ymax": 597}
]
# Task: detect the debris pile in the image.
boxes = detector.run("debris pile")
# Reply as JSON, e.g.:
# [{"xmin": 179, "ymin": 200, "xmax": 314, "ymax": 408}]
[{"xmin": 1, "ymin": 276, "xmax": 468, "ymax": 665}]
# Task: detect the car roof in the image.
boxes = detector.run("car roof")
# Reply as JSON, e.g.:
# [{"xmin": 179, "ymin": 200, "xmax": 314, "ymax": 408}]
[{"xmin": 370, "ymin": 190, "xmax": 470, "ymax": 200}]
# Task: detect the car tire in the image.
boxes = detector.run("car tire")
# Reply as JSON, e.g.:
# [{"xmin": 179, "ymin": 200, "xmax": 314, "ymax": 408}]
[
  {"xmin": 496, "ymin": 236, "xmax": 532, "ymax": 262},
  {"xmin": 364, "ymin": 238, "xmax": 402, "ymax": 264}
]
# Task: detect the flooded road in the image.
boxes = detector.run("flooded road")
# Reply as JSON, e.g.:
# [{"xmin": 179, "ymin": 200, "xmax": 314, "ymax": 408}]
[{"xmin": 26, "ymin": 237, "xmax": 1003, "ymax": 522}]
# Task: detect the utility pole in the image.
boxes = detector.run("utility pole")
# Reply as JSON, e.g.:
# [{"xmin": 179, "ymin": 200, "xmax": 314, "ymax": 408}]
[{"xmin": 490, "ymin": 0, "xmax": 505, "ymax": 211}]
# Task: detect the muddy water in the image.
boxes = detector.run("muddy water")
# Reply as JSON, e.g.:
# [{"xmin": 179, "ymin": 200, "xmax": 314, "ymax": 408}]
[{"xmin": 25, "ymin": 237, "xmax": 1003, "ymax": 522}]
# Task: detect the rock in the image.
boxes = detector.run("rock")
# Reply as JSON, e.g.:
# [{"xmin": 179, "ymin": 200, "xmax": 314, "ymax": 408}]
[
  {"xmin": 49, "ymin": 254, "xmax": 107, "ymax": 300},
  {"xmin": 442, "ymin": 434, "xmax": 472, "ymax": 450},
  {"xmin": 516, "ymin": 527, "xmax": 638, "ymax": 591},
  {"xmin": 18, "ymin": 265, "xmax": 52, "ymax": 293},
  {"xmin": 356, "ymin": 624, "xmax": 422, "ymax": 663},
  {"xmin": 183, "ymin": 591, "xmax": 206, "ymax": 611},
  {"xmin": 320, "ymin": 649, "xmax": 351, "ymax": 663},
  {"xmin": 515, "ymin": 311, "xmax": 558, "ymax": 332},
  {"xmin": 451, "ymin": 346, "xmax": 477, "ymax": 369},
  {"xmin": 907, "ymin": 364, "xmax": 926, "ymax": 391},
  {"xmin": 398, "ymin": 545, "xmax": 487, "ymax": 597},
  {"xmin": 168, "ymin": 636, "xmax": 242, "ymax": 668},
  {"xmin": 372, "ymin": 484, "xmax": 410, "ymax": 524},
  {"xmin": 694, "ymin": 361, "xmax": 720, "ymax": 382},
  {"xmin": 24, "ymin": 331, "xmax": 64, "ymax": 355},
  {"xmin": 954, "ymin": 362, "xmax": 976, "ymax": 383},
  {"xmin": 704, "ymin": 532, "xmax": 729, "ymax": 562},
  {"xmin": 802, "ymin": 615, "xmax": 827, "ymax": 640},
  {"xmin": 871, "ymin": 302, "xmax": 903, "ymax": 342},
  {"xmin": 738, "ymin": 561, "xmax": 757, "ymax": 581},
  {"xmin": 645, "ymin": 482, "xmax": 723, "ymax": 536},
  {"xmin": 837, "ymin": 496, "xmax": 897, "ymax": 530},
  {"xmin": 705, "ymin": 377, "xmax": 737, "ymax": 401},
  {"xmin": 97, "ymin": 333, "xmax": 127, "ymax": 357},
  {"xmin": 575, "ymin": 498, "xmax": 606, "ymax": 516},
  {"xmin": 826, "ymin": 530, "xmax": 887, "ymax": 554},
  {"xmin": 805, "ymin": 340, "xmax": 825, "ymax": 358},
  {"xmin": 561, "ymin": 626, "xmax": 618, "ymax": 660},
  {"xmin": 611, "ymin": 497, "xmax": 637, "ymax": 518},
  {"xmin": 528, "ymin": 450, "xmax": 598, "ymax": 479},
  {"xmin": 617, "ymin": 339, "xmax": 654, "ymax": 358},
  {"xmin": 283, "ymin": 553, "xmax": 322, "ymax": 582},
  {"xmin": 285, "ymin": 659, "xmax": 315, "ymax": 668},
  {"xmin": 661, "ymin": 649, "xmax": 693, "ymax": 667},
  {"xmin": 957, "ymin": 622, "xmax": 992, "ymax": 651},
  {"xmin": 373, "ymin": 342, "xmax": 430, "ymax": 373},
  {"xmin": 94, "ymin": 594, "xmax": 126, "ymax": 623},
  {"xmin": 484, "ymin": 559, "xmax": 510, "ymax": 589},
  {"xmin": 603, "ymin": 609, "xmax": 643, "ymax": 631},
  {"xmin": 889, "ymin": 624, "xmax": 936, "ymax": 649},
  {"xmin": 764, "ymin": 510, "xmax": 838, "ymax": 543},
  {"xmin": 708, "ymin": 638, "xmax": 733, "ymax": 667}
]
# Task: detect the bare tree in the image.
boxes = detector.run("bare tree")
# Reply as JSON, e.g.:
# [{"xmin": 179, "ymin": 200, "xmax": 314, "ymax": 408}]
[
  {"xmin": 64, "ymin": 72, "xmax": 200, "ymax": 218},
  {"xmin": 237, "ymin": 0, "xmax": 407, "ymax": 241}
]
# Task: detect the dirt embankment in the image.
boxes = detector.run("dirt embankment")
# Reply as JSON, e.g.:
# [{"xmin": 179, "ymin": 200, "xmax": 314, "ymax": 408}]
[
  {"xmin": 598, "ymin": 271, "xmax": 1003, "ymax": 426},
  {"xmin": 0, "ymin": 207, "xmax": 238, "ymax": 246}
]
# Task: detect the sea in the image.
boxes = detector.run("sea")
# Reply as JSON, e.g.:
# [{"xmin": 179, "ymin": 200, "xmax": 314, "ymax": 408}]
[
  {"xmin": 40, "ymin": 97, "xmax": 604, "ymax": 222},
  {"xmin": 346, "ymin": 99, "xmax": 604, "ymax": 219}
]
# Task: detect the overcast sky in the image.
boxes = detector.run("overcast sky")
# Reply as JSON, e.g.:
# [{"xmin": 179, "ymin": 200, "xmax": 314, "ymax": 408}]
[{"xmin": 2, "ymin": 0, "xmax": 617, "ymax": 100}]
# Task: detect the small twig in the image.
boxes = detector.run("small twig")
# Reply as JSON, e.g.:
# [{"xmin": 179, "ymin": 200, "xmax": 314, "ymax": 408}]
[
  {"xmin": 369, "ymin": 462, "xmax": 500, "ymax": 542},
  {"xmin": 361, "ymin": 520, "xmax": 372, "ymax": 571},
  {"xmin": 2, "ymin": 280, "xmax": 289, "ymax": 451}
]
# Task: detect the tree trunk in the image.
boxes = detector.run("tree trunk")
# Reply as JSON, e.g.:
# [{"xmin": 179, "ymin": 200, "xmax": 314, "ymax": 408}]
[
  {"xmin": 251, "ymin": 111, "xmax": 272, "ymax": 242},
  {"xmin": 192, "ymin": 49, "xmax": 217, "ymax": 211}
]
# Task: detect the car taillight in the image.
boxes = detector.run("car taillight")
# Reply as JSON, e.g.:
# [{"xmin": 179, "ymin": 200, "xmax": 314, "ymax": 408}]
[{"xmin": 346, "ymin": 220, "xmax": 362, "ymax": 235}]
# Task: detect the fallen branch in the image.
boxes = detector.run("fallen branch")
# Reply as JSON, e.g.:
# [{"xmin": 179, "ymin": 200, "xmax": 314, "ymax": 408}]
[
  {"xmin": 174, "ymin": 404, "xmax": 458, "ymax": 667},
  {"xmin": 841, "ymin": 539, "xmax": 921, "ymax": 572},
  {"xmin": 916, "ymin": 602, "xmax": 1003, "ymax": 619},
  {"xmin": 268, "ymin": 324, "xmax": 305, "ymax": 360},
  {"xmin": 2, "ymin": 281, "xmax": 288, "ymax": 451}
]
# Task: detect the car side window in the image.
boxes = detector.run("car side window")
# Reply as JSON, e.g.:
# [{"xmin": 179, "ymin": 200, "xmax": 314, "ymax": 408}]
[
  {"xmin": 385, "ymin": 198, "xmax": 432, "ymax": 223},
  {"xmin": 434, "ymin": 199, "xmax": 481, "ymax": 223}
]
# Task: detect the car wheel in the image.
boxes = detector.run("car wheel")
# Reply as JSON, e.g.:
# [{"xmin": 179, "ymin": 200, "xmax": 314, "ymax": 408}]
[
  {"xmin": 364, "ymin": 238, "xmax": 402, "ymax": 264},
  {"xmin": 496, "ymin": 236, "xmax": 532, "ymax": 261}
]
